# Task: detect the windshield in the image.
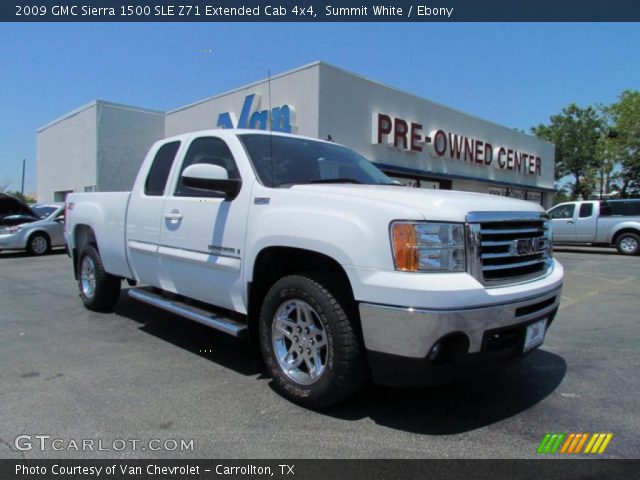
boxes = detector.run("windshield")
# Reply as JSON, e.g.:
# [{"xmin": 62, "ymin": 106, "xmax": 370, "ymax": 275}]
[
  {"xmin": 239, "ymin": 134, "xmax": 395, "ymax": 188},
  {"xmin": 31, "ymin": 206, "xmax": 57, "ymax": 219}
]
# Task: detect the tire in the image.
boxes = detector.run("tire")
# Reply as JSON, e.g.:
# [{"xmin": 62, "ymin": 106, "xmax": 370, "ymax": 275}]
[
  {"xmin": 259, "ymin": 274, "xmax": 368, "ymax": 409},
  {"xmin": 77, "ymin": 244, "xmax": 121, "ymax": 311},
  {"xmin": 26, "ymin": 232, "xmax": 50, "ymax": 256},
  {"xmin": 615, "ymin": 232, "xmax": 640, "ymax": 255}
]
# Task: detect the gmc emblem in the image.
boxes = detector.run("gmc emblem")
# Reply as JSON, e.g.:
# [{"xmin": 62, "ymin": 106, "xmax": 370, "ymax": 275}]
[{"xmin": 513, "ymin": 238, "xmax": 543, "ymax": 256}]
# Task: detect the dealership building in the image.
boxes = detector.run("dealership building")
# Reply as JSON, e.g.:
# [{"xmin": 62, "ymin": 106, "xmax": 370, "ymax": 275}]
[{"xmin": 37, "ymin": 61, "xmax": 555, "ymax": 206}]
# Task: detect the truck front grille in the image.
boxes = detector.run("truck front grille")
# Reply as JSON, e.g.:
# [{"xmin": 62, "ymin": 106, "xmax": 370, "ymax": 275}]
[{"xmin": 466, "ymin": 212, "xmax": 553, "ymax": 286}]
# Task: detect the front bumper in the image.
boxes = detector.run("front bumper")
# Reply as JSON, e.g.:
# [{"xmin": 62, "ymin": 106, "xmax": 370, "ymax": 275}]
[
  {"xmin": 0, "ymin": 233, "xmax": 27, "ymax": 250},
  {"xmin": 359, "ymin": 286, "xmax": 561, "ymax": 387}
]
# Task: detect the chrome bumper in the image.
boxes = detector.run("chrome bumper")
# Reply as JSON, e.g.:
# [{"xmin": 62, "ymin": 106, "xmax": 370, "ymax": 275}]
[{"xmin": 359, "ymin": 287, "xmax": 561, "ymax": 358}]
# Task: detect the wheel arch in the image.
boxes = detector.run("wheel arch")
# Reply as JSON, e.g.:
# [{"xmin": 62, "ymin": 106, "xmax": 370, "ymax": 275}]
[
  {"xmin": 71, "ymin": 224, "xmax": 98, "ymax": 279},
  {"xmin": 247, "ymin": 246, "xmax": 358, "ymax": 348},
  {"xmin": 612, "ymin": 227, "xmax": 640, "ymax": 245}
]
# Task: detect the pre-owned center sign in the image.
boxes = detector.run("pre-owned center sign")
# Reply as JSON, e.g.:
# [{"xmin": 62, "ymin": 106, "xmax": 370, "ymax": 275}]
[{"xmin": 372, "ymin": 113, "xmax": 542, "ymax": 176}]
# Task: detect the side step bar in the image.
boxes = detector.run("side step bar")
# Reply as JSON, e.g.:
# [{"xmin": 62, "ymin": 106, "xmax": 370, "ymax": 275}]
[{"xmin": 128, "ymin": 288, "xmax": 247, "ymax": 337}]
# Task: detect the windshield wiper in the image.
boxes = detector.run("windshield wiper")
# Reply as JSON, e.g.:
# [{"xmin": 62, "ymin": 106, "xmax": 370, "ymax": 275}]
[{"xmin": 307, "ymin": 178, "xmax": 363, "ymax": 184}]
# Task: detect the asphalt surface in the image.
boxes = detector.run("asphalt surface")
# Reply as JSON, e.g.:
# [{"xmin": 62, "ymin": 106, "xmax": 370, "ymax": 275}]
[{"xmin": 0, "ymin": 247, "xmax": 638, "ymax": 459}]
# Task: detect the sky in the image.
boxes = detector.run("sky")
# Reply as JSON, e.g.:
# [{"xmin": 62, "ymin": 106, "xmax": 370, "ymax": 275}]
[{"xmin": 1, "ymin": 22, "xmax": 639, "ymax": 194}]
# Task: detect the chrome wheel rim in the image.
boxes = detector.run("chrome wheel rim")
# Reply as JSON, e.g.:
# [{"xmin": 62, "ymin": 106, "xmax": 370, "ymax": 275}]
[
  {"xmin": 620, "ymin": 237, "xmax": 638, "ymax": 254},
  {"xmin": 80, "ymin": 256, "xmax": 96, "ymax": 299},
  {"xmin": 31, "ymin": 236, "xmax": 48, "ymax": 255},
  {"xmin": 272, "ymin": 299, "xmax": 328, "ymax": 385}
]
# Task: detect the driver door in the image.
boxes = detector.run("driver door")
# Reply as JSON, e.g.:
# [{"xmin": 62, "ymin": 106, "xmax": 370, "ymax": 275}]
[{"xmin": 549, "ymin": 203, "xmax": 577, "ymax": 242}]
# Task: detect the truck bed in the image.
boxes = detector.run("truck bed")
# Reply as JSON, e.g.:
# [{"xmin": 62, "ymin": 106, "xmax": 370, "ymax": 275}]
[{"xmin": 66, "ymin": 191, "xmax": 132, "ymax": 279}]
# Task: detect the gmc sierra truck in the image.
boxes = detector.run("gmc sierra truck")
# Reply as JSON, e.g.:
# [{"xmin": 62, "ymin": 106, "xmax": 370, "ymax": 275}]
[
  {"xmin": 548, "ymin": 199, "xmax": 640, "ymax": 255},
  {"xmin": 65, "ymin": 129, "xmax": 563, "ymax": 408}
]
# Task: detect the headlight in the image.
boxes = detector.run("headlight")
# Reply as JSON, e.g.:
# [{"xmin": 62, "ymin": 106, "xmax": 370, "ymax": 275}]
[
  {"xmin": 391, "ymin": 222, "xmax": 466, "ymax": 272},
  {"xmin": 0, "ymin": 225, "xmax": 23, "ymax": 235}
]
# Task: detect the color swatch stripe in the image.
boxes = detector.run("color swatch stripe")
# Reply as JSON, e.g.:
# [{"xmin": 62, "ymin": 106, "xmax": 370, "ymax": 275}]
[{"xmin": 539, "ymin": 433, "xmax": 613, "ymax": 454}]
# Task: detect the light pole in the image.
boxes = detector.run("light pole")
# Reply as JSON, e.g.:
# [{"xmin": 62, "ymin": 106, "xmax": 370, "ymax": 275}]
[{"xmin": 21, "ymin": 158, "xmax": 26, "ymax": 195}]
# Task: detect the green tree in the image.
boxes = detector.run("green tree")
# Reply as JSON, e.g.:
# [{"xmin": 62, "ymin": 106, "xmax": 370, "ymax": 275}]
[
  {"xmin": 607, "ymin": 90, "xmax": 640, "ymax": 197},
  {"xmin": 5, "ymin": 190, "xmax": 36, "ymax": 204},
  {"xmin": 532, "ymin": 104, "xmax": 604, "ymax": 200}
]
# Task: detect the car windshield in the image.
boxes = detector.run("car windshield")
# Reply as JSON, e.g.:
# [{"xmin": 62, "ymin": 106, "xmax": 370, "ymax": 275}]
[
  {"xmin": 31, "ymin": 206, "xmax": 57, "ymax": 219},
  {"xmin": 239, "ymin": 134, "xmax": 395, "ymax": 188}
]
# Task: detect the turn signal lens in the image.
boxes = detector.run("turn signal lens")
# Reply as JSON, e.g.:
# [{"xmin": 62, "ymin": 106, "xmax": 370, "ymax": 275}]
[
  {"xmin": 391, "ymin": 221, "xmax": 466, "ymax": 272},
  {"xmin": 392, "ymin": 222, "xmax": 419, "ymax": 271}
]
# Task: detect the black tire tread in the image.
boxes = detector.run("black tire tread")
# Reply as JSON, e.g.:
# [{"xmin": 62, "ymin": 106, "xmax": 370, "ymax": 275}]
[
  {"xmin": 78, "ymin": 244, "xmax": 121, "ymax": 312},
  {"xmin": 259, "ymin": 274, "xmax": 368, "ymax": 409},
  {"xmin": 615, "ymin": 232, "xmax": 640, "ymax": 256},
  {"xmin": 27, "ymin": 232, "xmax": 50, "ymax": 256}
]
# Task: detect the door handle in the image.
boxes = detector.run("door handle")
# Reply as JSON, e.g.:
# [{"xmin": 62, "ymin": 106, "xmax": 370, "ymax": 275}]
[
  {"xmin": 164, "ymin": 212, "xmax": 183, "ymax": 221},
  {"xmin": 567, "ymin": 220, "xmax": 575, "ymax": 224}
]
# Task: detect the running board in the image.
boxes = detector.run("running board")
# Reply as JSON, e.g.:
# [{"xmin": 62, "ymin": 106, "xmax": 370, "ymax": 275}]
[{"xmin": 128, "ymin": 288, "xmax": 247, "ymax": 337}]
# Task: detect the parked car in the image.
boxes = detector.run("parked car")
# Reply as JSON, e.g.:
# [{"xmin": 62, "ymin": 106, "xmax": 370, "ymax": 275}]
[
  {"xmin": 0, "ymin": 192, "xmax": 34, "ymax": 222},
  {"xmin": 0, "ymin": 203, "xmax": 66, "ymax": 255},
  {"xmin": 65, "ymin": 129, "xmax": 563, "ymax": 408},
  {"xmin": 548, "ymin": 199, "xmax": 640, "ymax": 255}
]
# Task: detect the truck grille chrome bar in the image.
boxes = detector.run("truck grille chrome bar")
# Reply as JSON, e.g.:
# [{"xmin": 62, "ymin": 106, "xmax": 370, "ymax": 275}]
[{"xmin": 466, "ymin": 211, "xmax": 553, "ymax": 287}]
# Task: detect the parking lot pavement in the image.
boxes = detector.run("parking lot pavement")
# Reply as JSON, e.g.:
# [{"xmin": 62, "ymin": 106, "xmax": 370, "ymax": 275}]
[{"xmin": 0, "ymin": 248, "xmax": 638, "ymax": 459}]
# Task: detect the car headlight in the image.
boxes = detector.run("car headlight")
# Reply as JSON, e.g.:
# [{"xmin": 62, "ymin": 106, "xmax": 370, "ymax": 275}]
[
  {"xmin": 391, "ymin": 221, "xmax": 466, "ymax": 272},
  {"xmin": 0, "ymin": 225, "xmax": 23, "ymax": 235}
]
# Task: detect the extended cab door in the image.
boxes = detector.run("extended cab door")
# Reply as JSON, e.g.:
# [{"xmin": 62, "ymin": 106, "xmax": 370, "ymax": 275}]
[
  {"xmin": 157, "ymin": 134, "xmax": 251, "ymax": 313},
  {"xmin": 548, "ymin": 203, "xmax": 577, "ymax": 242},
  {"xmin": 126, "ymin": 140, "xmax": 183, "ymax": 286}
]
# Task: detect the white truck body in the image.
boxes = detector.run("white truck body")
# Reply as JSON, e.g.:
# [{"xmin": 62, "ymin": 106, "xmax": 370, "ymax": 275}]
[
  {"xmin": 65, "ymin": 129, "xmax": 564, "ymax": 407},
  {"xmin": 548, "ymin": 200, "xmax": 640, "ymax": 255}
]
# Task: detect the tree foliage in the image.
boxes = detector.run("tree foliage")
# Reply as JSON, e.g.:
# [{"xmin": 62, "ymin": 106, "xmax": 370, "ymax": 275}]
[
  {"xmin": 532, "ymin": 104, "xmax": 604, "ymax": 200},
  {"xmin": 606, "ymin": 90, "xmax": 640, "ymax": 197}
]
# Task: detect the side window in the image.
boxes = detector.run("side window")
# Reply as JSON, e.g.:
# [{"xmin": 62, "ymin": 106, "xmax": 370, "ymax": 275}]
[
  {"xmin": 610, "ymin": 202, "xmax": 626, "ymax": 216},
  {"xmin": 600, "ymin": 202, "xmax": 611, "ymax": 216},
  {"xmin": 625, "ymin": 201, "xmax": 640, "ymax": 216},
  {"xmin": 175, "ymin": 137, "xmax": 240, "ymax": 197},
  {"xmin": 549, "ymin": 204, "xmax": 575, "ymax": 219},
  {"xmin": 144, "ymin": 141, "xmax": 181, "ymax": 196},
  {"xmin": 579, "ymin": 203, "xmax": 594, "ymax": 218}
]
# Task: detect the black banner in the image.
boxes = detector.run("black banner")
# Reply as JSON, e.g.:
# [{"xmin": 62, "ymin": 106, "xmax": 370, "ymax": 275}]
[
  {"xmin": 3, "ymin": 0, "xmax": 640, "ymax": 22},
  {"xmin": 2, "ymin": 460, "xmax": 639, "ymax": 480}
]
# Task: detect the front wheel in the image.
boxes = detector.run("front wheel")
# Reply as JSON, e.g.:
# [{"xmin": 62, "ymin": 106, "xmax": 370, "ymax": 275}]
[
  {"xmin": 259, "ymin": 274, "xmax": 368, "ymax": 409},
  {"xmin": 78, "ymin": 245, "xmax": 121, "ymax": 311},
  {"xmin": 616, "ymin": 232, "xmax": 640, "ymax": 255},
  {"xmin": 27, "ymin": 232, "xmax": 50, "ymax": 256}
]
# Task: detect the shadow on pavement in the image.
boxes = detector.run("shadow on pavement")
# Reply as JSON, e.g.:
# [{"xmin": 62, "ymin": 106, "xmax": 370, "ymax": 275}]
[
  {"xmin": 554, "ymin": 246, "xmax": 618, "ymax": 256},
  {"xmin": 0, "ymin": 248, "xmax": 67, "ymax": 259},
  {"xmin": 114, "ymin": 290, "xmax": 566, "ymax": 435},
  {"xmin": 323, "ymin": 349, "xmax": 566, "ymax": 435},
  {"xmin": 114, "ymin": 293, "xmax": 265, "ymax": 378}
]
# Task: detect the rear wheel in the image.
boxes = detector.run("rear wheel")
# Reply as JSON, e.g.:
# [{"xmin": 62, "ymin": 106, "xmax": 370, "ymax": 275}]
[
  {"xmin": 78, "ymin": 245, "xmax": 121, "ymax": 311},
  {"xmin": 616, "ymin": 232, "xmax": 640, "ymax": 255},
  {"xmin": 259, "ymin": 274, "xmax": 367, "ymax": 409},
  {"xmin": 27, "ymin": 232, "xmax": 50, "ymax": 256}
]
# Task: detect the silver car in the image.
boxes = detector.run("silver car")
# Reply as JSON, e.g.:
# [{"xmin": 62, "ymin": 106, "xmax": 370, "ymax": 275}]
[{"xmin": 0, "ymin": 203, "xmax": 66, "ymax": 255}]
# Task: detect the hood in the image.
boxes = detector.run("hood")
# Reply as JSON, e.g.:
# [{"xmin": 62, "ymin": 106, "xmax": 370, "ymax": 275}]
[
  {"xmin": 0, "ymin": 193, "xmax": 35, "ymax": 219},
  {"xmin": 289, "ymin": 184, "xmax": 544, "ymax": 222}
]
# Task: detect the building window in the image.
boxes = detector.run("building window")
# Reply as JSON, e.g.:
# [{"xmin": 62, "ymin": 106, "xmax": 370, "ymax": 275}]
[{"xmin": 54, "ymin": 190, "xmax": 73, "ymax": 202}]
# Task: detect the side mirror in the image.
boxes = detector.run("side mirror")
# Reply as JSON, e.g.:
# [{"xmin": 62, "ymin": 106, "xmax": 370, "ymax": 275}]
[{"xmin": 181, "ymin": 163, "xmax": 241, "ymax": 200}]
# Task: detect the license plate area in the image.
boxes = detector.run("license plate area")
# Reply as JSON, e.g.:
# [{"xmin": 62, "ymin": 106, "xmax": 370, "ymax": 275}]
[{"xmin": 523, "ymin": 318, "xmax": 547, "ymax": 352}]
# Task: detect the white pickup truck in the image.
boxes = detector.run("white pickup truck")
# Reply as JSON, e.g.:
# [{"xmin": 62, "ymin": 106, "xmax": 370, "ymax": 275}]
[
  {"xmin": 65, "ymin": 129, "xmax": 563, "ymax": 408},
  {"xmin": 548, "ymin": 199, "xmax": 640, "ymax": 255}
]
